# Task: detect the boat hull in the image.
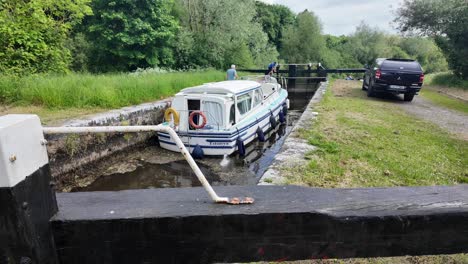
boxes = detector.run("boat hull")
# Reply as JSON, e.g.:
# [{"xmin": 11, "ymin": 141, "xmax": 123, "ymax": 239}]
[{"xmin": 158, "ymin": 92, "xmax": 288, "ymax": 156}]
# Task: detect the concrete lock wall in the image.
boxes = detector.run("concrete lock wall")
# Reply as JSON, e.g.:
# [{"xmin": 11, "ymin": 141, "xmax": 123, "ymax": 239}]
[{"xmin": 45, "ymin": 99, "xmax": 170, "ymax": 177}]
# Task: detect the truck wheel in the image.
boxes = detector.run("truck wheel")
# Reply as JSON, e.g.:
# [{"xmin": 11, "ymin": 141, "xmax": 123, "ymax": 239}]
[
  {"xmin": 404, "ymin": 93, "xmax": 415, "ymax": 102},
  {"xmin": 367, "ymin": 82, "xmax": 374, "ymax": 97}
]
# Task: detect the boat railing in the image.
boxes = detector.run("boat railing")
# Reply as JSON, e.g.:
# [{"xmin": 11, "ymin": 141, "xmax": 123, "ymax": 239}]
[{"xmin": 241, "ymin": 75, "xmax": 278, "ymax": 84}]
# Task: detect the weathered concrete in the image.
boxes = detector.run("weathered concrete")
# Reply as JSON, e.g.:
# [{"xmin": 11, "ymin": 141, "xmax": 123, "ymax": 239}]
[
  {"xmin": 259, "ymin": 82, "xmax": 327, "ymax": 185},
  {"xmin": 45, "ymin": 99, "xmax": 170, "ymax": 177},
  {"xmin": 51, "ymin": 185, "xmax": 468, "ymax": 263}
]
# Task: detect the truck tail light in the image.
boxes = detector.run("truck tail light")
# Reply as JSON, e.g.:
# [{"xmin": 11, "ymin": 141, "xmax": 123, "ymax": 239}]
[
  {"xmin": 419, "ymin": 73, "xmax": 425, "ymax": 83},
  {"xmin": 375, "ymin": 69, "xmax": 381, "ymax": 79}
]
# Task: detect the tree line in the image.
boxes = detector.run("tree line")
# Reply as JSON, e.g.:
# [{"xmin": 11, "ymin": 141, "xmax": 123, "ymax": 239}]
[{"xmin": 0, "ymin": 0, "xmax": 465, "ymax": 79}]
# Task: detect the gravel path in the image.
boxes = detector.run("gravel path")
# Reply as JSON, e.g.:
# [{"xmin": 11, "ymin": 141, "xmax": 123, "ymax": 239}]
[{"xmin": 397, "ymin": 96, "xmax": 468, "ymax": 140}]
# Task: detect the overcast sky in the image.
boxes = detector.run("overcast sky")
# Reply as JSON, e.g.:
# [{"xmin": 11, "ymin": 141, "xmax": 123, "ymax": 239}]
[{"xmin": 259, "ymin": 0, "xmax": 405, "ymax": 36}]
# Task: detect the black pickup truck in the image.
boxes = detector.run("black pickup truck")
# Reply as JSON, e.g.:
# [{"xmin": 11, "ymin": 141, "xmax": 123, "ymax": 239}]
[{"xmin": 362, "ymin": 58, "xmax": 424, "ymax": 102}]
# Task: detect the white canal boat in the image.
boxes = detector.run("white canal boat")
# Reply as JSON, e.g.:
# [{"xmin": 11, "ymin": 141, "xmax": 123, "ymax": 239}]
[{"xmin": 158, "ymin": 76, "xmax": 289, "ymax": 157}]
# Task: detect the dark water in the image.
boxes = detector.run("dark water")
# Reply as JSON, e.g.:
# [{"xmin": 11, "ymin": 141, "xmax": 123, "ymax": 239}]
[
  {"xmin": 75, "ymin": 81, "xmax": 319, "ymax": 192},
  {"xmin": 74, "ymin": 160, "xmax": 220, "ymax": 192}
]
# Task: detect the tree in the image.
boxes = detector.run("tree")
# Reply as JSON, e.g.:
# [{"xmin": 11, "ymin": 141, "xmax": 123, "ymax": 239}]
[
  {"xmin": 255, "ymin": 2, "xmax": 295, "ymax": 52},
  {"xmin": 280, "ymin": 10, "xmax": 325, "ymax": 64},
  {"xmin": 342, "ymin": 23, "xmax": 387, "ymax": 66},
  {"xmin": 174, "ymin": 0, "xmax": 277, "ymax": 69},
  {"xmin": 83, "ymin": 0, "xmax": 178, "ymax": 72},
  {"xmin": 0, "ymin": 0, "xmax": 92, "ymax": 75},
  {"xmin": 395, "ymin": 0, "xmax": 468, "ymax": 78},
  {"xmin": 399, "ymin": 37, "xmax": 448, "ymax": 73}
]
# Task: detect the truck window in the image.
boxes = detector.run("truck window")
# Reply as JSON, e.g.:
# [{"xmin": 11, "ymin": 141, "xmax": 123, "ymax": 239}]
[{"xmin": 381, "ymin": 61, "xmax": 422, "ymax": 71}]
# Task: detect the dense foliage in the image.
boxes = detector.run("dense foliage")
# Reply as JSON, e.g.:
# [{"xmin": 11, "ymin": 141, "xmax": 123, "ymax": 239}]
[
  {"xmin": 255, "ymin": 2, "xmax": 295, "ymax": 52},
  {"xmin": 319, "ymin": 23, "xmax": 448, "ymax": 72},
  {"xmin": 0, "ymin": 0, "xmax": 453, "ymax": 76},
  {"xmin": 396, "ymin": 0, "xmax": 468, "ymax": 79},
  {"xmin": 0, "ymin": 0, "xmax": 92, "ymax": 75},
  {"xmin": 82, "ymin": 0, "xmax": 178, "ymax": 72},
  {"xmin": 280, "ymin": 10, "xmax": 325, "ymax": 64},
  {"xmin": 172, "ymin": 0, "xmax": 278, "ymax": 70}
]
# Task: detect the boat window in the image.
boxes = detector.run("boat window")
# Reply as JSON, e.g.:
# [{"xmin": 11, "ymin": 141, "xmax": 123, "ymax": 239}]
[
  {"xmin": 237, "ymin": 94, "xmax": 252, "ymax": 116},
  {"xmin": 229, "ymin": 104, "xmax": 235, "ymax": 125},
  {"xmin": 202, "ymin": 101, "xmax": 223, "ymax": 128},
  {"xmin": 252, "ymin": 89, "xmax": 262, "ymax": 108}
]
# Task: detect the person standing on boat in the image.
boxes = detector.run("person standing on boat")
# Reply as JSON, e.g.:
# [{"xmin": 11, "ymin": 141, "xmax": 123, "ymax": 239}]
[
  {"xmin": 226, "ymin": 64, "xmax": 238, "ymax": 80},
  {"xmin": 266, "ymin": 62, "xmax": 277, "ymax": 76}
]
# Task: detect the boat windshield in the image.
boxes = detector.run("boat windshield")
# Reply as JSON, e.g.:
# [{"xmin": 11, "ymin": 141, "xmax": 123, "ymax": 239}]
[
  {"xmin": 203, "ymin": 101, "xmax": 224, "ymax": 128},
  {"xmin": 237, "ymin": 94, "xmax": 252, "ymax": 116}
]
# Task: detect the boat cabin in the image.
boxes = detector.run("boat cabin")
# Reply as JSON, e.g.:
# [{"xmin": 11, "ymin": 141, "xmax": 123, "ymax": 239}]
[{"xmin": 171, "ymin": 80, "xmax": 279, "ymax": 132}]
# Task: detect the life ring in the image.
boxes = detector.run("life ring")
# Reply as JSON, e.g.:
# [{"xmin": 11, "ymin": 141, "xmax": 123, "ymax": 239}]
[
  {"xmin": 189, "ymin": 111, "xmax": 207, "ymax": 129},
  {"xmin": 164, "ymin": 107, "xmax": 180, "ymax": 125}
]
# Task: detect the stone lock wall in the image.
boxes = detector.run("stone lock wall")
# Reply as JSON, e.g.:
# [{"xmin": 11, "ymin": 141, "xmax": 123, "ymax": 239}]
[{"xmin": 45, "ymin": 100, "xmax": 171, "ymax": 178}]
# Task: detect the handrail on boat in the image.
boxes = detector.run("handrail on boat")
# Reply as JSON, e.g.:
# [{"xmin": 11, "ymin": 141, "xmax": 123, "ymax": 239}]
[
  {"xmin": 42, "ymin": 125, "xmax": 254, "ymax": 205},
  {"xmin": 241, "ymin": 75, "xmax": 278, "ymax": 84}
]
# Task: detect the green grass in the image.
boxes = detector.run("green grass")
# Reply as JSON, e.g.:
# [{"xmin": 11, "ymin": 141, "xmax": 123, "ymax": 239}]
[
  {"xmin": 420, "ymin": 89, "xmax": 468, "ymax": 114},
  {"xmin": 0, "ymin": 105, "xmax": 107, "ymax": 125},
  {"xmin": 284, "ymin": 80, "xmax": 467, "ymax": 188},
  {"xmin": 426, "ymin": 72, "xmax": 468, "ymax": 90},
  {"xmin": 0, "ymin": 70, "xmax": 225, "ymax": 109}
]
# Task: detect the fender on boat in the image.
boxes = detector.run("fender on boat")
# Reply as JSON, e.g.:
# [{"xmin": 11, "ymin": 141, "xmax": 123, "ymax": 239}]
[
  {"xmin": 279, "ymin": 110, "xmax": 286, "ymax": 124},
  {"xmin": 236, "ymin": 137, "xmax": 246, "ymax": 157},
  {"xmin": 282, "ymin": 104, "xmax": 288, "ymax": 116},
  {"xmin": 256, "ymin": 127, "xmax": 266, "ymax": 142},
  {"xmin": 192, "ymin": 144, "xmax": 204, "ymax": 159},
  {"xmin": 269, "ymin": 114, "xmax": 277, "ymax": 128}
]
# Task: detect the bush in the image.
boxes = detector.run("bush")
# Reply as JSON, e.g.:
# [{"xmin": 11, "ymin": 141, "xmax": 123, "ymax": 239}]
[{"xmin": 427, "ymin": 72, "xmax": 468, "ymax": 89}]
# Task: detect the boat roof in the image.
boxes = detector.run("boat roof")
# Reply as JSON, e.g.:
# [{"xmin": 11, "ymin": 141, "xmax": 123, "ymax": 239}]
[{"xmin": 178, "ymin": 80, "xmax": 260, "ymax": 96}]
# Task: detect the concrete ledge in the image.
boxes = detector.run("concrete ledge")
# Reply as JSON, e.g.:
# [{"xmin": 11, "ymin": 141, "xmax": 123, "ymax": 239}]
[
  {"xmin": 259, "ymin": 82, "xmax": 327, "ymax": 185},
  {"xmin": 52, "ymin": 185, "xmax": 468, "ymax": 263}
]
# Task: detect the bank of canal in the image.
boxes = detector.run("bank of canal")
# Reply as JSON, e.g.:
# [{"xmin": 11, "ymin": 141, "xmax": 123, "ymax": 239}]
[{"xmin": 60, "ymin": 81, "xmax": 320, "ymax": 192}]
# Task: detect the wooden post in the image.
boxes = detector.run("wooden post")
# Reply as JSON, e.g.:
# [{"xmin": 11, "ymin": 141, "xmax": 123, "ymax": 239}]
[
  {"xmin": 52, "ymin": 185, "xmax": 468, "ymax": 263},
  {"xmin": 0, "ymin": 115, "xmax": 58, "ymax": 264}
]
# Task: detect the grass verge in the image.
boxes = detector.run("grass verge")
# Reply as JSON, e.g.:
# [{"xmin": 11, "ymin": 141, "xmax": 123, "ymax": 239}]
[
  {"xmin": 420, "ymin": 89, "xmax": 468, "ymax": 114},
  {"xmin": 0, "ymin": 70, "xmax": 225, "ymax": 109},
  {"xmin": 0, "ymin": 105, "xmax": 107, "ymax": 125},
  {"xmin": 285, "ymin": 80, "xmax": 467, "ymax": 188},
  {"xmin": 277, "ymin": 80, "xmax": 468, "ymax": 263},
  {"xmin": 426, "ymin": 72, "xmax": 468, "ymax": 90}
]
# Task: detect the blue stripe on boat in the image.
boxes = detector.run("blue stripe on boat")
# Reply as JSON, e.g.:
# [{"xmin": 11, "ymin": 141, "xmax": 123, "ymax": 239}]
[
  {"xmin": 159, "ymin": 139, "xmax": 234, "ymax": 149},
  {"xmin": 158, "ymin": 97, "xmax": 287, "ymax": 139}
]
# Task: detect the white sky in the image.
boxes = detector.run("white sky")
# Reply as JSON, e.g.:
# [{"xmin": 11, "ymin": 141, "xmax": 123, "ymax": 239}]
[{"xmin": 258, "ymin": 0, "xmax": 405, "ymax": 36}]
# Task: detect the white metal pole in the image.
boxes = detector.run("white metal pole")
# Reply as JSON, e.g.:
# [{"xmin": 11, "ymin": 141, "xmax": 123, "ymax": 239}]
[{"xmin": 43, "ymin": 125, "xmax": 230, "ymax": 203}]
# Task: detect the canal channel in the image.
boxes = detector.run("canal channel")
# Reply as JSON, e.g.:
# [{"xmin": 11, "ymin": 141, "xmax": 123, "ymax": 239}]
[{"xmin": 67, "ymin": 80, "xmax": 320, "ymax": 192}]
